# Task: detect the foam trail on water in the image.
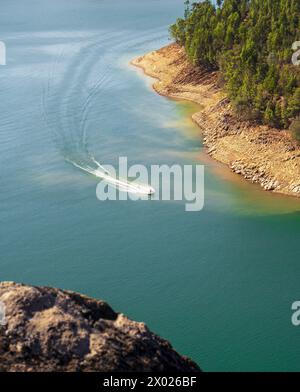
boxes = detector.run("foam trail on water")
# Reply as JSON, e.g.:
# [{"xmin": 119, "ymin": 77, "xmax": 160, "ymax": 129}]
[
  {"xmin": 68, "ymin": 158, "xmax": 155, "ymax": 195},
  {"xmin": 42, "ymin": 29, "xmax": 163, "ymax": 195}
]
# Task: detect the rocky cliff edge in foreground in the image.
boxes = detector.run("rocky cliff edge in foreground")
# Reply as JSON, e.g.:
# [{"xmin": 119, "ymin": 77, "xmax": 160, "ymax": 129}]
[{"xmin": 0, "ymin": 282, "xmax": 200, "ymax": 372}]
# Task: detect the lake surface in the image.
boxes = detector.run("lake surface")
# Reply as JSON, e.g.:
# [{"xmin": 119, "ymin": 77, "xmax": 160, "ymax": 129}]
[{"xmin": 1, "ymin": 0, "xmax": 300, "ymax": 371}]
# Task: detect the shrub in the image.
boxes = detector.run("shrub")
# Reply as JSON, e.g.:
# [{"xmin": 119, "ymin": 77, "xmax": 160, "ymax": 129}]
[{"xmin": 290, "ymin": 117, "xmax": 300, "ymax": 143}]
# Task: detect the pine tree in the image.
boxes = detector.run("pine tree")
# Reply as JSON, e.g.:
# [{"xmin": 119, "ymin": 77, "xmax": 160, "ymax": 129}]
[{"xmin": 169, "ymin": 0, "xmax": 300, "ymax": 133}]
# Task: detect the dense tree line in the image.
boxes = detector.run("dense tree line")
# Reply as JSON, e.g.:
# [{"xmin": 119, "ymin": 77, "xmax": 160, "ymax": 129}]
[{"xmin": 170, "ymin": 0, "xmax": 300, "ymax": 137}]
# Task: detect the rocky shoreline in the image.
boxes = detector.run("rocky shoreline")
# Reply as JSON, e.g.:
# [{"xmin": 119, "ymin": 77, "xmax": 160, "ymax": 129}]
[
  {"xmin": 131, "ymin": 44, "xmax": 300, "ymax": 198},
  {"xmin": 0, "ymin": 282, "xmax": 200, "ymax": 372}
]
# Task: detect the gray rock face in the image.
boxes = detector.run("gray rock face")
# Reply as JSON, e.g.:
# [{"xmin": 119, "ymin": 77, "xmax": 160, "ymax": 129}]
[{"xmin": 0, "ymin": 282, "xmax": 200, "ymax": 372}]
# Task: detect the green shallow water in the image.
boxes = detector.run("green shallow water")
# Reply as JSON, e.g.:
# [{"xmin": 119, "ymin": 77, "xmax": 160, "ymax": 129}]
[{"xmin": 1, "ymin": 0, "xmax": 300, "ymax": 371}]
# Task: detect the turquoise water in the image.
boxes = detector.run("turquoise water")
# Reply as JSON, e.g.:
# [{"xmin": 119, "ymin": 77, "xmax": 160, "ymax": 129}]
[{"xmin": 1, "ymin": 0, "xmax": 300, "ymax": 371}]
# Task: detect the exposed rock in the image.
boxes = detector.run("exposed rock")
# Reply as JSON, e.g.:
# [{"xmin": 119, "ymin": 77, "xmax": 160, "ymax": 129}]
[{"xmin": 0, "ymin": 282, "xmax": 200, "ymax": 372}]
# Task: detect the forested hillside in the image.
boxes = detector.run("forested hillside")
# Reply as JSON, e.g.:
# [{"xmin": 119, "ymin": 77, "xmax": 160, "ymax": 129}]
[{"xmin": 170, "ymin": 0, "xmax": 300, "ymax": 138}]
